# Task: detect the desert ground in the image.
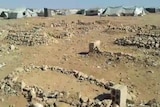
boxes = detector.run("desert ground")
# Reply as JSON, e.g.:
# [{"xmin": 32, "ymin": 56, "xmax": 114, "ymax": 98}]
[{"xmin": 0, "ymin": 14, "xmax": 160, "ymax": 107}]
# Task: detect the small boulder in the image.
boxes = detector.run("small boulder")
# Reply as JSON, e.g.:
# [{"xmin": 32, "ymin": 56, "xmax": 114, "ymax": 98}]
[
  {"xmin": 9, "ymin": 45, "xmax": 16, "ymax": 51},
  {"xmin": 29, "ymin": 88, "xmax": 36, "ymax": 99},
  {"xmin": 80, "ymin": 96, "xmax": 89, "ymax": 103},
  {"xmin": 30, "ymin": 102, "xmax": 44, "ymax": 107}
]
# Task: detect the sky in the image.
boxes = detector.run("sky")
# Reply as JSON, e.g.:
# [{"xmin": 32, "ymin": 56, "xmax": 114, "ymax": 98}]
[{"xmin": 0, "ymin": 0, "xmax": 159, "ymax": 9}]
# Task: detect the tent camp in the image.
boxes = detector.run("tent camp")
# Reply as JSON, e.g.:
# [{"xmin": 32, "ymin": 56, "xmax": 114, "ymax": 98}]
[
  {"xmin": 0, "ymin": 8, "xmax": 37, "ymax": 19},
  {"xmin": 102, "ymin": 6, "xmax": 146, "ymax": 16}
]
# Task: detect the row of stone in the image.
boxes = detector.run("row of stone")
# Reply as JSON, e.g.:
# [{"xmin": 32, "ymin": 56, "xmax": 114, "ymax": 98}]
[
  {"xmin": 105, "ymin": 24, "xmax": 160, "ymax": 34},
  {"xmin": 137, "ymin": 32, "xmax": 160, "ymax": 37},
  {"xmin": 114, "ymin": 35, "xmax": 160, "ymax": 50},
  {"xmin": 0, "ymin": 64, "xmax": 114, "ymax": 96},
  {"xmin": 24, "ymin": 65, "xmax": 115, "ymax": 90}
]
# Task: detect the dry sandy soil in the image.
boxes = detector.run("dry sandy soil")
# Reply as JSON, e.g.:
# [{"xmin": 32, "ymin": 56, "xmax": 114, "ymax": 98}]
[{"xmin": 0, "ymin": 14, "xmax": 160, "ymax": 107}]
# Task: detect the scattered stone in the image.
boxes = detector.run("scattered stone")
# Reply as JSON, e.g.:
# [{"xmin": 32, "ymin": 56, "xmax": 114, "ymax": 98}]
[
  {"xmin": 80, "ymin": 96, "xmax": 89, "ymax": 103},
  {"xmin": 30, "ymin": 102, "xmax": 44, "ymax": 107},
  {"xmin": 127, "ymin": 92, "xmax": 136, "ymax": 101},
  {"xmin": 15, "ymin": 67, "xmax": 24, "ymax": 73},
  {"xmin": 146, "ymin": 70, "xmax": 154, "ymax": 74},
  {"xmin": 146, "ymin": 99, "xmax": 160, "ymax": 107},
  {"xmin": 9, "ymin": 45, "xmax": 15, "ymax": 51},
  {"xmin": 112, "ymin": 103, "xmax": 120, "ymax": 107},
  {"xmin": 20, "ymin": 81, "xmax": 26, "ymax": 90},
  {"xmin": 102, "ymin": 99, "xmax": 112, "ymax": 107},
  {"xmin": 0, "ymin": 98, "xmax": 4, "ymax": 102},
  {"xmin": 0, "ymin": 62, "xmax": 6, "ymax": 68},
  {"xmin": 41, "ymin": 65, "xmax": 48, "ymax": 71},
  {"xmin": 29, "ymin": 88, "xmax": 37, "ymax": 99},
  {"xmin": 97, "ymin": 66, "xmax": 101, "ymax": 69},
  {"xmin": 9, "ymin": 104, "xmax": 15, "ymax": 107}
]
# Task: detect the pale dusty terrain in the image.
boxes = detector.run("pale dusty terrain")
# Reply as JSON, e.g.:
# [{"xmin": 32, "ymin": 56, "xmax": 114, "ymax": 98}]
[{"xmin": 0, "ymin": 14, "xmax": 160, "ymax": 106}]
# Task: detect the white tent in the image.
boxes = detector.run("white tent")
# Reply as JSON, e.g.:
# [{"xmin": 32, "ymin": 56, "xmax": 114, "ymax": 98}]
[
  {"xmin": 134, "ymin": 7, "xmax": 146, "ymax": 16},
  {"xmin": 103, "ymin": 6, "xmax": 124, "ymax": 16}
]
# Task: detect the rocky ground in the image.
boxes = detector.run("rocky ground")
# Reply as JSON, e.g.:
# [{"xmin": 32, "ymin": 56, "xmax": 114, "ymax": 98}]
[{"xmin": 0, "ymin": 14, "xmax": 160, "ymax": 107}]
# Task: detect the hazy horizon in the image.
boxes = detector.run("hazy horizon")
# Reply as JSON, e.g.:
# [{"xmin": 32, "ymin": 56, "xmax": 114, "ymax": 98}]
[{"xmin": 0, "ymin": 0, "xmax": 159, "ymax": 9}]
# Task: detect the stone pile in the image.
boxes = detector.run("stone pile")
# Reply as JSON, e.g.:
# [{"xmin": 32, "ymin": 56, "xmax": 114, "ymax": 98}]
[
  {"xmin": 52, "ymin": 32, "xmax": 73, "ymax": 39},
  {"xmin": 51, "ymin": 20, "xmax": 68, "ymax": 28},
  {"xmin": 0, "ymin": 44, "xmax": 16, "ymax": 53},
  {"xmin": 103, "ymin": 52, "xmax": 136, "ymax": 64},
  {"xmin": 0, "ymin": 73, "xmax": 25, "ymax": 95},
  {"xmin": 24, "ymin": 85, "xmax": 113, "ymax": 107},
  {"xmin": 87, "ymin": 41, "xmax": 136, "ymax": 64},
  {"xmin": 114, "ymin": 33, "xmax": 160, "ymax": 50},
  {"xmin": 105, "ymin": 25, "xmax": 141, "ymax": 33},
  {"xmin": 5, "ymin": 30, "xmax": 51, "ymax": 46},
  {"xmin": 77, "ymin": 20, "xmax": 94, "ymax": 26},
  {"xmin": 105, "ymin": 24, "xmax": 160, "ymax": 34},
  {"xmin": 0, "ymin": 63, "xmax": 6, "ymax": 68}
]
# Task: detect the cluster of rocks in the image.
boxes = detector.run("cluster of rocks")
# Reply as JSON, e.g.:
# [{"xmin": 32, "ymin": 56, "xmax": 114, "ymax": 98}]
[
  {"xmin": 105, "ymin": 25, "xmax": 142, "ymax": 33},
  {"xmin": 0, "ymin": 72, "xmax": 25, "ymax": 95},
  {"xmin": 23, "ymin": 85, "xmax": 113, "ymax": 107},
  {"xmin": 71, "ymin": 20, "xmax": 104, "ymax": 35},
  {"xmin": 87, "ymin": 40, "xmax": 136, "ymax": 65},
  {"xmin": 103, "ymin": 52, "xmax": 136, "ymax": 64},
  {"xmin": 88, "ymin": 51, "xmax": 136, "ymax": 66},
  {"xmin": 114, "ymin": 33, "xmax": 160, "ymax": 50},
  {"xmin": 5, "ymin": 30, "xmax": 52, "ymax": 46},
  {"xmin": 49, "ymin": 31, "xmax": 73, "ymax": 39},
  {"xmin": 0, "ymin": 44, "xmax": 16, "ymax": 54},
  {"xmin": 0, "ymin": 63, "xmax": 6, "ymax": 68},
  {"xmin": 76, "ymin": 20, "xmax": 95, "ymax": 26},
  {"xmin": 51, "ymin": 20, "xmax": 68, "ymax": 28},
  {"xmin": 105, "ymin": 24, "xmax": 160, "ymax": 34}
]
